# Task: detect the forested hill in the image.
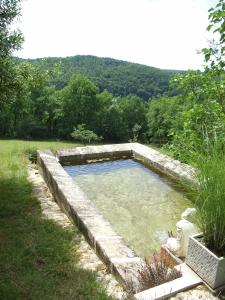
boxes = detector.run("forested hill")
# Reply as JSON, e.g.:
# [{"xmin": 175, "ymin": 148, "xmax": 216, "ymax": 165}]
[{"xmin": 21, "ymin": 55, "xmax": 182, "ymax": 100}]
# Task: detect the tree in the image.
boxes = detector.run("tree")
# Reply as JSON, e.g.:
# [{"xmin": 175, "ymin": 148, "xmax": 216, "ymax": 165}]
[
  {"xmin": 118, "ymin": 95, "xmax": 147, "ymax": 141},
  {"xmin": 171, "ymin": 69, "xmax": 225, "ymax": 109},
  {"xmin": 0, "ymin": 61, "xmax": 60, "ymax": 138},
  {"xmin": 0, "ymin": 0, "xmax": 24, "ymax": 107},
  {"xmin": 60, "ymin": 74, "xmax": 100, "ymax": 137},
  {"xmin": 147, "ymin": 96, "xmax": 182, "ymax": 144},
  {"xmin": 202, "ymin": 0, "xmax": 225, "ymax": 69},
  {"xmin": 100, "ymin": 98, "xmax": 127, "ymax": 142},
  {"xmin": 167, "ymin": 0, "xmax": 225, "ymax": 161}
]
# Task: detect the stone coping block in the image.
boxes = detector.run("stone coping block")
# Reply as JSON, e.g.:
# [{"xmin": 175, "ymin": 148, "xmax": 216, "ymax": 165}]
[
  {"xmin": 57, "ymin": 143, "xmax": 133, "ymax": 164},
  {"xmin": 57, "ymin": 143, "xmax": 195, "ymax": 184},
  {"xmin": 38, "ymin": 144, "xmax": 197, "ymax": 296}
]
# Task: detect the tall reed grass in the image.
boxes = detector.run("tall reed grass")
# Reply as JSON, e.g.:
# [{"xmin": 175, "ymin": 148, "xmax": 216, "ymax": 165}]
[{"xmin": 192, "ymin": 141, "xmax": 225, "ymax": 255}]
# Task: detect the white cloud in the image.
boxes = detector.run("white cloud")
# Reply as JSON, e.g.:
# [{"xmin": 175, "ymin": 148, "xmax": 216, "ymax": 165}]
[{"xmin": 15, "ymin": 0, "xmax": 218, "ymax": 70}]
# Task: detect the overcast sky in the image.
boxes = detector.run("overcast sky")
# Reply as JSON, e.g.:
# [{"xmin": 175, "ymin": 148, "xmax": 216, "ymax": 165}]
[{"xmin": 15, "ymin": 0, "xmax": 218, "ymax": 70}]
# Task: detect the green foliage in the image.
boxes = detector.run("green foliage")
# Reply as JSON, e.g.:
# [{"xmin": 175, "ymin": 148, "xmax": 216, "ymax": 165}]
[
  {"xmin": 202, "ymin": 0, "xmax": 225, "ymax": 69},
  {"xmin": 182, "ymin": 101, "xmax": 225, "ymax": 139},
  {"xmin": 1, "ymin": 1, "xmax": 223, "ymax": 151},
  {"xmin": 167, "ymin": 100, "xmax": 225, "ymax": 162},
  {"xmin": 168, "ymin": 66, "xmax": 225, "ymax": 162},
  {"xmin": 0, "ymin": 0, "xmax": 24, "ymax": 106},
  {"xmin": 129, "ymin": 123, "xmax": 142, "ymax": 143},
  {"xmin": 99, "ymin": 98, "xmax": 127, "ymax": 142},
  {"xmin": 146, "ymin": 96, "xmax": 182, "ymax": 144},
  {"xmin": 0, "ymin": 0, "xmax": 23, "ymax": 58},
  {"xmin": 98, "ymin": 95, "xmax": 147, "ymax": 142},
  {"xmin": 21, "ymin": 55, "xmax": 181, "ymax": 100},
  {"xmin": 71, "ymin": 124, "xmax": 103, "ymax": 144},
  {"xmin": 171, "ymin": 69, "xmax": 225, "ymax": 107},
  {"xmin": 0, "ymin": 62, "xmax": 60, "ymax": 138},
  {"xmin": 117, "ymin": 95, "xmax": 147, "ymax": 141},
  {"xmin": 23, "ymin": 147, "xmax": 38, "ymax": 163},
  {"xmin": 59, "ymin": 74, "xmax": 100, "ymax": 137},
  {"xmin": 0, "ymin": 67, "xmax": 148, "ymax": 142},
  {"xmin": 164, "ymin": 2, "xmax": 225, "ymax": 255}
]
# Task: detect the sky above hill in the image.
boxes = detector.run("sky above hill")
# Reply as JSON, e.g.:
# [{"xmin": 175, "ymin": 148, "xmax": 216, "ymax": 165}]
[{"xmin": 15, "ymin": 0, "xmax": 218, "ymax": 70}]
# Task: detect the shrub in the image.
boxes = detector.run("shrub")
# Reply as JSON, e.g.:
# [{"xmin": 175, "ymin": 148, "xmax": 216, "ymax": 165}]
[
  {"xmin": 126, "ymin": 251, "xmax": 181, "ymax": 294},
  {"xmin": 24, "ymin": 147, "xmax": 38, "ymax": 164},
  {"xmin": 166, "ymin": 100, "xmax": 225, "ymax": 162},
  {"xmin": 71, "ymin": 124, "xmax": 103, "ymax": 144},
  {"xmin": 128, "ymin": 123, "xmax": 142, "ymax": 143}
]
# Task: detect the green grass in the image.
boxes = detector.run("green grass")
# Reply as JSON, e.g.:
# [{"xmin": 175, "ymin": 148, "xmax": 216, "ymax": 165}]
[
  {"xmin": 0, "ymin": 139, "xmax": 114, "ymax": 300},
  {"xmin": 0, "ymin": 139, "xmax": 83, "ymax": 153}
]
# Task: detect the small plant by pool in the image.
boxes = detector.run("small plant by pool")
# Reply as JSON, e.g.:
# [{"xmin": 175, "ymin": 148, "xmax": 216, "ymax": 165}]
[{"xmin": 125, "ymin": 251, "xmax": 182, "ymax": 294}]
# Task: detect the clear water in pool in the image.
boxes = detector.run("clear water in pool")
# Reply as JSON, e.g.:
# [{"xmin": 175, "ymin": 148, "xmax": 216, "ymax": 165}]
[{"xmin": 64, "ymin": 159, "xmax": 191, "ymax": 258}]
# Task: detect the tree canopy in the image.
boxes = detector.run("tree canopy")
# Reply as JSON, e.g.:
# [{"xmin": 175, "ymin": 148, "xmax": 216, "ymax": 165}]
[
  {"xmin": 0, "ymin": 0, "xmax": 224, "ymax": 154},
  {"xmin": 0, "ymin": 0, "xmax": 24, "ymax": 107},
  {"xmin": 20, "ymin": 55, "xmax": 182, "ymax": 101}
]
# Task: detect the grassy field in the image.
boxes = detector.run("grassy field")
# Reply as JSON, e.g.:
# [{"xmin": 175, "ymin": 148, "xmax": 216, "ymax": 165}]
[{"xmin": 0, "ymin": 139, "xmax": 114, "ymax": 300}]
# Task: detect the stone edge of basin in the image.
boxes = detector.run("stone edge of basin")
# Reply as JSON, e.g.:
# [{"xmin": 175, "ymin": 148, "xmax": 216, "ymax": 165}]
[
  {"xmin": 37, "ymin": 143, "xmax": 198, "ymax": 298},
  {"xmin": 56, "ymin": 143, "xmax": 196, "ymax": 184},
  {"xmin": 37, "ymin": 148, "xmax": 143, "ymax": 287},
  {"xmin": 56, "ymin": 143, "xmax": 133, "ymax": 165}
]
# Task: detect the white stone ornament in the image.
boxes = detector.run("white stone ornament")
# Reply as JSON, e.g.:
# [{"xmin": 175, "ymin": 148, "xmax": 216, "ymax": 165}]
[
  {"xmin": 166, "ymin": 208, "xmax": 198, "ymax": 258},
  {"xmin": 181, "ymin": 207, "xmax": 196, "ymax": 222}
]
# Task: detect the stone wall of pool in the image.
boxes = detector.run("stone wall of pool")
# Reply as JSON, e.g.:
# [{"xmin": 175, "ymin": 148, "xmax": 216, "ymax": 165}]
[
  {"xmin": 56, "ymin": 143, "xmax": 195, "ymax": 184},
  {"xmin": 37, "ymin": 143, "xmax": 198, "ymax": 298}
]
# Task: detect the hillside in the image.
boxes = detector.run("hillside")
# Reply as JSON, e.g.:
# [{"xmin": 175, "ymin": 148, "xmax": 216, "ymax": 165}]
[{"xmin": 22, "ymin": 55, "xmax": 182, "ymax": 100}]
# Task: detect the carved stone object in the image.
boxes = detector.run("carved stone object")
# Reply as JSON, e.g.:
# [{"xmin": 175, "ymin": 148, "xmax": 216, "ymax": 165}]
[{"xmin": 166, "ymin": 208, "xmax": 198, "ymax": 257}]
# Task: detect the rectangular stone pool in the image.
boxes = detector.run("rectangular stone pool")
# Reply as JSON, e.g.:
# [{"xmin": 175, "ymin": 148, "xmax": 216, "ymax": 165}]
[
  {"xmin": 64, "ymin": 158, "xmax": 192, "ymax": 258},
  {"xmin": 38, "ymin": 143, "xmax": 195, "ymax": 286}
]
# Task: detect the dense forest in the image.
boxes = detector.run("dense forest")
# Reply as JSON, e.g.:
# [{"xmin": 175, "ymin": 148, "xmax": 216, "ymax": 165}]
[
  {"xmin": 0, "ymin": 0, "xmax": 224, "ymax": 161},
  {"xmin": 19, "ymin": 55, "xmax": 181, "ymax": 100}
]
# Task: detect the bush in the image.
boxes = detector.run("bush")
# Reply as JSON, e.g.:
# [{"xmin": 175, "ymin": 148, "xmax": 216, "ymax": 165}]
[
  {"xmin": 24, "ymin": 147, "xmax": 38, "ymax": 163},
  {"xmin": 167, "ymin": 100, "xmax": 225, "ymax": 162},
  {"xmin": 16, "ymin": 119, "xmax": 49, "ymax": 139},
  {"xmin": 71, "ymin": 124, "xmax": 103, "ymax": 144}
]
